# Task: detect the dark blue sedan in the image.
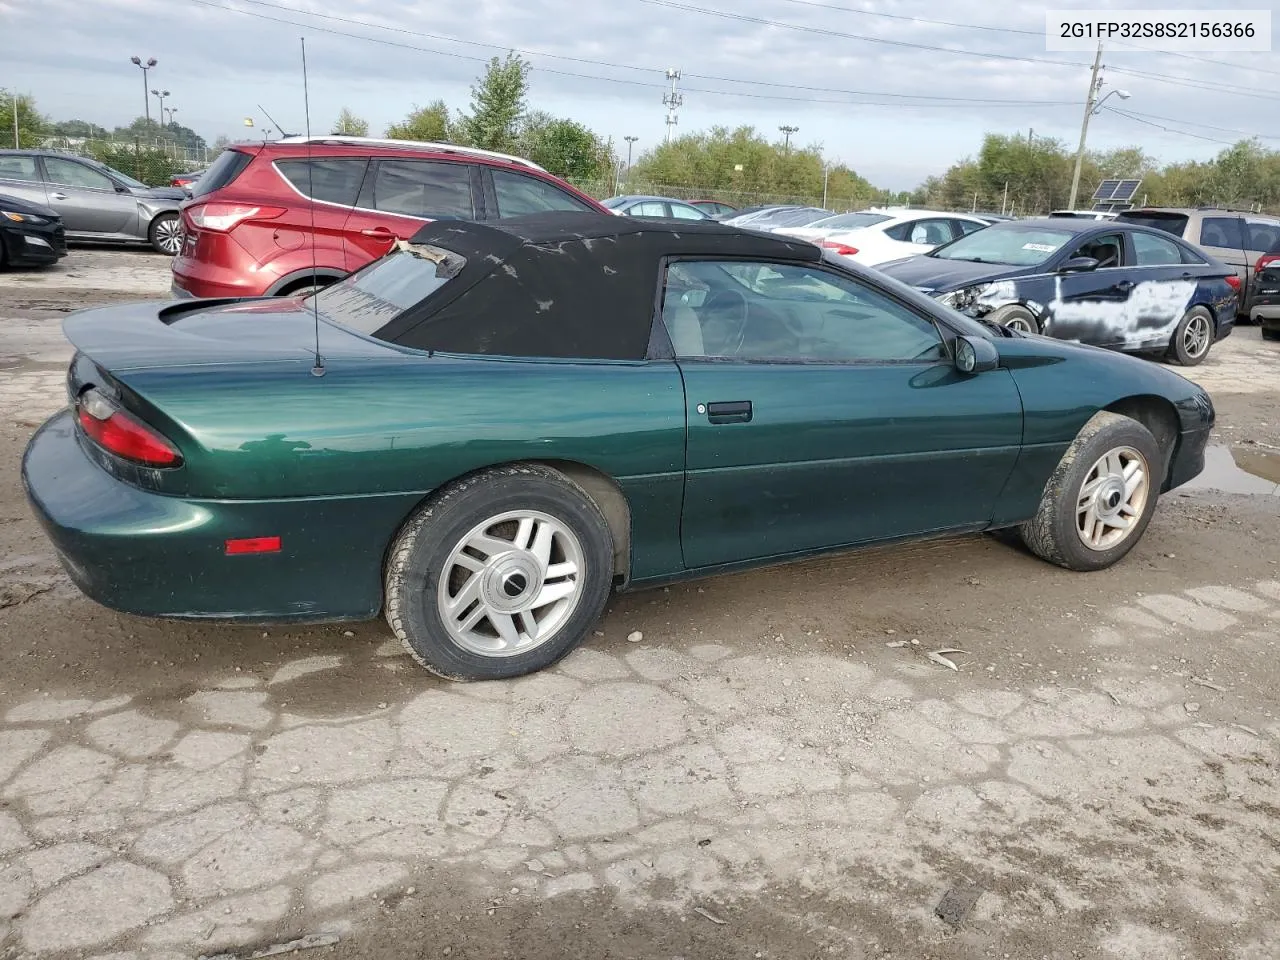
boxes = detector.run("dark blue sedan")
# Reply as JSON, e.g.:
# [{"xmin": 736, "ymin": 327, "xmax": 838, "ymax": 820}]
[{"xmin": 878, "ymin": 218, "xmax": 1237, "ymax": 366}]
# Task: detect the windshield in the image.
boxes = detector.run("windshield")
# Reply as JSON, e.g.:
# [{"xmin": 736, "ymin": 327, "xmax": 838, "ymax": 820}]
[
  {"xmin": 756, "ymin": 208, "xmax": 832, "ymax": 228},
  {"xmin": 93, "ymin": 162, "xmax": 147, "ymax": 189},
  {"xmin": 804, "ymin": 212, "xmax": 891, "ymax": 231},
  {"xmin": 930, "ymin": 225, "xmax": 1076, "ymax": 266},
  {"xmin": 308, "ymin": 241, "xmax": 465, "ymax": 336}
]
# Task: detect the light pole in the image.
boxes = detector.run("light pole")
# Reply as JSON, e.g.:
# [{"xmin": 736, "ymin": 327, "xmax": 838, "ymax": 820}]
[
  {"xmin": 779, "ymin": 125, "xmax": 798, "ymax": 155},
  {"xmin": 151, "ymin": 89, "xmax": 169, "ymax": 130},
  {"xmin": 164, "ymin": 106, "xmax": 178, "ymax": 128},
  {"xmin": 130, "ymin": 57, "xmax": 157, "ymax": 124}
]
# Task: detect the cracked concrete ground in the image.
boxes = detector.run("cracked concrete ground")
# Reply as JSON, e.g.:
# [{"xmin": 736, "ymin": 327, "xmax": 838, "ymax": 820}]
[{"xmin": 1, "ymin": 250, "xmax": 1279, "ymax": 959}]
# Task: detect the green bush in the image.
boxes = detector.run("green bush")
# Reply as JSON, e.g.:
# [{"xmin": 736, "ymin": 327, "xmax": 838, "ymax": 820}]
[{"xmin": 85, "ymin": 143, "xmax": 186, "ymax": 187}]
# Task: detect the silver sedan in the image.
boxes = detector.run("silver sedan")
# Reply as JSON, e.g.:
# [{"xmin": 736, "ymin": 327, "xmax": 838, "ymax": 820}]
[{"xmin": 0, "ymin": 150, "xmax": 185, "ymax": 255}]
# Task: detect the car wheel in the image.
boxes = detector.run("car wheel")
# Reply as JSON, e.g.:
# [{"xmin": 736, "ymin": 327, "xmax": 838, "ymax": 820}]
[
  {"xmin": 384, "ymin": 463, "xmax": 615, "ymax": 681},
  {"xmin": 1167, "ymin": 306, "xmax": 1214, "ymax": 366},
  {"xmin": 148, "ymin": 213, "xmax": 182, "ymax": 255},
  {"xmin": 986, "ymin": 304, "xmax": 1040, "ymax": 334},
  {"xmin": 1018, "ymin": 411, "xmax": 1162, "ymax": 572}
]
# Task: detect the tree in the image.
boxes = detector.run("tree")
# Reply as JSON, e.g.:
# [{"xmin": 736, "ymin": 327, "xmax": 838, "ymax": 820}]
[
  {"xmin": 519, "ymin": 112, "xmax": 611, "ymax": 181},
  {"xmin": 332, "ymin": 107, "xmax": 368, "ymax": 137},
  {"xmin": 49, "ymin": 118, "xmax": 109, "ymax": 140},
  {"xmin": 462, "ymin": 52, "xmax": 530, "ymax": 153},
  {"xmin": 386, "ymin": 100, "xmax": 453, "ymax": 142},
  {"xmin": 0, "ymin": 88, "xmax": 47, "ymax": 148}
]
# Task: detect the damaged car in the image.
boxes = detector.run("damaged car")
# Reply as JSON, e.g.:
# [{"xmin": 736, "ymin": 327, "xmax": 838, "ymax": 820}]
[
  {"xmin": 24, "ymin": 212, "xmax": 1214, "ymax": 682},
  {"xmin": 878, "ymin": 218, "xmax": 1237, "ymax": 366}
]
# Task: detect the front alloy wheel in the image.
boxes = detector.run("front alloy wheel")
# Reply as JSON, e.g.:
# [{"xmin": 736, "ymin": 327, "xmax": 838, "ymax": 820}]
[
  {"xmin": 1075, "ymin": 446, "xmax": 1149, "ymax": 551},
  {"xmin": 439, "ymin": 510, "xmax": 585, "ymax": 657}
]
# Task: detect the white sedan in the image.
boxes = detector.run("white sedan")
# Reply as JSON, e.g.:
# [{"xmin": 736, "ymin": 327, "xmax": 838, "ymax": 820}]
[{"xmin": 777, "ymin": 209, "xmax": 990, "ymax": 266}]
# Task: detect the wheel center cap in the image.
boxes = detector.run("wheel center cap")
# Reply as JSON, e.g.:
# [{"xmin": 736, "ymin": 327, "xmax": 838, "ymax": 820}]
[
  {"xmin": 480, "ymin": 552, "xmax": 544, "ymax": 614},
  {"xmin": 1097, "ymin": 478, "xmax": 1126, "ymax": 519}
]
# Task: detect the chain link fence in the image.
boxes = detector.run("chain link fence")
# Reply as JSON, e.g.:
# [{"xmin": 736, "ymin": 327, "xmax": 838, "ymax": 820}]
[
  {"xmin": 568, "ymin": 177, "xmax": 887, "ymax": 213},
  {"xmin": 38, "ymin": 136, "xmax": 219, "ymax": 187}
]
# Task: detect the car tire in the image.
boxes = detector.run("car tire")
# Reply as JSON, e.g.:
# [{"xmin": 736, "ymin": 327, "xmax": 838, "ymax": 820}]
[
  {"xmin": 986, "ymin": 304, "xmax": 1040, "ymax": 334},
  {"xmin": 148, "ymin": 212, "xmax": 182, "ymax": 256},
  {"xmin": 1018, "ymin": 411, "xmax": 1162, "ymax": 573},
  {"xmin": 384, "ymin": 463, "xmax": 615, "ymax": 681},
  {"xmin": 1166, "ymin": 306, "xmax": 1214, "ymax": 366}
]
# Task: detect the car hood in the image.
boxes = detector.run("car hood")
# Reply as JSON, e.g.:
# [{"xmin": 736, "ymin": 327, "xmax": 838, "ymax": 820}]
[
  {"xmin": 130, "ymin": 185, "xmax": 188, "ymax": 201},
  {"xmin": 876, "ymin": 256, "xmax": 1028, "ymax": 293},
  {"xmin": 0, "ymin": 193, "xmax": 59, "ymax": 219}
]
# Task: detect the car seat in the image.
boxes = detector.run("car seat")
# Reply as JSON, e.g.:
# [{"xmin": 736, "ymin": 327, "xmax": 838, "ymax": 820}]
[{"xmin": 662, "ymin": 301, "xmax": 705, "ymax": 357}]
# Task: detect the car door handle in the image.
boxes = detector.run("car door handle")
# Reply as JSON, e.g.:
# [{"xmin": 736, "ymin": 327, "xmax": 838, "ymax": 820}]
[
  {"xmin": 49, "ymin": 192, "xmax": 68, "ymax": 200},
  {"xmin": 1114, "ymin": 280, "xmax": 1135, "ymax": 291},
  {"xmin": 705, "ymin": 400, "xmax": 752, "ymax": 424},
  {"xmin": 361, "ymin": 227, "xmax": 395, "ymax": 239}
]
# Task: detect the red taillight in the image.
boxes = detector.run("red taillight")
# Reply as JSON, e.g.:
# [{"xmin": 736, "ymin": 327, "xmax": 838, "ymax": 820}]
[
  {"xmin": 225, "ymin": 536, "xmax": 281, "ymax": 555},
  {"xmin": 1225, "ymin": 275, "xmax": 1241, "ymax": 292},
  {"xmin": 821, "ymin": 241, "xmax": 859, "ymax": 256},
  {"xmin": 185, "ymin": 202, "xmax": 286, "ymax": 232},
  {"xmin": 75, "ymin": 389, "xmax": 182, "ymax": 467},
  {"xmin": 1256, "ymin": 253, "xmax": 1279, "ymax": 274}
]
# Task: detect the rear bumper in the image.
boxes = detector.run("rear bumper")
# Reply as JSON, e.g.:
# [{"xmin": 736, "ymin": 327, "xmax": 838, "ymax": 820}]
[
  {"xmin": 22, "ymin": 411, "xmax": 422, "ymax": 623},
  {"xmin": 1250, "ymin": 302, "xmax": 1280, "ymax": 326}
]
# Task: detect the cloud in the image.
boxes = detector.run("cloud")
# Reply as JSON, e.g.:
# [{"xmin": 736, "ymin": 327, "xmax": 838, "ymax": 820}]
[{"xmin": 6, "ymin": 0, "xmax": 1275, "ymax": 189}]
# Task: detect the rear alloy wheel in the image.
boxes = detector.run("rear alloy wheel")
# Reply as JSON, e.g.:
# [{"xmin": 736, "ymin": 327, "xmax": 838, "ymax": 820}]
[
  {"xmin": 986, "ymin": 304, "xmax": 1040, "ymax": 335},
  {"xmin": 1167, "ymin": 306, "xmax": 1214, "ymax": 366},
  {"xmin": 384, "ymin": 464, "xmax": 615, "ymax": 681},
  {"xmin": 149, "ymin": 213, "xmax": 182, "ymax": 255},
  {"xmin": 1018, "ymin": 411, "xmax": 1162, "ymax": 572}
]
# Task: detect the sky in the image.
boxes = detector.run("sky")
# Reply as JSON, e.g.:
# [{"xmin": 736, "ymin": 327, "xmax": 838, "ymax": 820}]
[{"xmin": 2, "ymin": 0, "xmax": 1277, "ymax": 191}]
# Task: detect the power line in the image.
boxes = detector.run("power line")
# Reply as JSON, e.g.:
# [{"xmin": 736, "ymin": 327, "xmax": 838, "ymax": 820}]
[
  {"xmin": 1110, "ymin": 108, "xmax": 1280, "ymax": 142},
  {"xmin": 630, "ymin": 0, "xmax": 1280, "ymax": 102},
  {"xmin": 768, "ymin": 0, "xmax": 1280, "ymax": 78},
  {"xmin": 1103, "ymin": 107, "xmax": 1236, "ymax": 146},
  {"xmin": 185, "ymin": 0, "xmax": 1076, "ymax": 107},
  {"xmin": 193, "ymin": 0, "xmax": 1075, "ymax": 105}
]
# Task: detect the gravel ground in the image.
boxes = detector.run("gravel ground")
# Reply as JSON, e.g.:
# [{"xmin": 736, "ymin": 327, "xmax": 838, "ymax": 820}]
[{"xmin": 0, "ymin": 249, "xmax": 1278, "ymax": 960}]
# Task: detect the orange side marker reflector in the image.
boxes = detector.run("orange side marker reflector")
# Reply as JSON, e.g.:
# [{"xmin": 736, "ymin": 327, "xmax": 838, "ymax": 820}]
[{"xmin": 225, "ymin": 536, "xmax": 282, "ymax": 555}]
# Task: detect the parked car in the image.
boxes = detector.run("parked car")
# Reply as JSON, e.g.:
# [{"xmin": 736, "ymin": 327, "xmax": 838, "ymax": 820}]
[
  {"xmin": 878, "ymin": 217, "xmax": 1236, "ymax": 365},
  {"xmin": 973, "ymin": 212, "xmax": 1016, "ymax": 224},
  {"xmin": 0, "ymin": 193, "xmax": 66, "ymax": 267},
  {"xmin": 783, "ymin": 209, "xmax": 989, "ymax": 266},
  {"xmin": 602, "ymin": 195, "xmax": 710, "ymax": 219},
  {"xmin": 170, "ymin": 135, "xmax": 608, "ymax": 299},
  {"xmin": 1249, "ymin": 239, "xmax": 1280, "ymax": 339},
  {"xmin": 1114, "ymin": 207, "xmax": 1280, "ymax": 316},
  {"xmin": 24, "ymin": 211, "xmax": 1214, "ymax": 681},
  {"xmin": 170, "ymin": 169, "xmax": 206, "ymax": 189},
  {"xmin": 1049, "ymin": 209, "xmax": 1118, "ymax": 220},
  {"xmin": 720, "ymin": 205, "xmax": 805, "ymax": 227},
  {"xmin": 727, "ymin": 206, "xmax": 834, "ymax": 231},
  {"xmin": 0, "ymin": 150, "xmax": 185, "ymax": 254},
  {"xmin": 690, "ymin": 200, "xmax": 736, "ymax": 218}
]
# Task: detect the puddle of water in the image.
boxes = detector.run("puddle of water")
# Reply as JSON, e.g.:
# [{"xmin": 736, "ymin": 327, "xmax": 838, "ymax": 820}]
[{"xmin": 1182, "ymin": 445, "xmax": 1280, "ymax": 496}]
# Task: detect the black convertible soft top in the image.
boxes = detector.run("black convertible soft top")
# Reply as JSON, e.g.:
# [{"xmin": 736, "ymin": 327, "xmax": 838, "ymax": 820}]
[{"xmin": 375, "ymin": 212, "xmax": 821, "ymax": 361}]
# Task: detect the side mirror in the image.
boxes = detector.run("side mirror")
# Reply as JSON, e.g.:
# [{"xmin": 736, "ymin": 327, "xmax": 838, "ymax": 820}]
[
  {"xmin": 953, "ymin": 335, "xmax": 1000, "ymax": 374},
  {"xmin": 1059, "ymin": 255, "xmax": 1099, "ymax": 272},
  {"xmin": 114, "ymin": 184, "xmax": 131, "ymax": 193}
]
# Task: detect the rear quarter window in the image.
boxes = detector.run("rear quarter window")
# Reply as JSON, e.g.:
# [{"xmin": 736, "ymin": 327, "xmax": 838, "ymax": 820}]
[
  {"xmin": 275, "ymin": 158, "xmax": 369, "ymax": 206},
  {"xmin": 188, "ymin": 149, "xmax": 254, "ymax": 198},
  {"xmin": 1198, "ymin": 216, "xmax": 1245, "ymax": 249}
]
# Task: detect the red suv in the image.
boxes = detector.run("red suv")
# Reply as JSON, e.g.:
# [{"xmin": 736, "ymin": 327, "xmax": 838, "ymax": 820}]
[{"xmin": 170, "ymin": 136, "xmax": 608, "ymax": 299}]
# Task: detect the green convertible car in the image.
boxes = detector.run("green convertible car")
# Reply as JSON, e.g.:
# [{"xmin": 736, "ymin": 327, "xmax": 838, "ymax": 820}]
[{"xmin": 23, "ymin": 212, "xmax": 1214, "ymax": 681}]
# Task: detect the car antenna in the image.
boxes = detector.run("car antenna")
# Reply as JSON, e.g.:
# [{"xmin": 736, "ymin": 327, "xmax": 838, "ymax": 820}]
[
  {"xmin": 257, "ymin": 104, "xmax": 294, "ymax": 139},
  {"xmin": 300, "ymin": 37, "xmax": 324, "ymax": 377}
]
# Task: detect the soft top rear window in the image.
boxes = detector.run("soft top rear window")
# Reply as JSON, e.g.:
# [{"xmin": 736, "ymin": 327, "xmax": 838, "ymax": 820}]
[
  {"xmin": 188, "ymin": 149, "xmax": 254, "ymax": 199},
  {"xmin": 1115, "ymin": 211, "xmax": 1189, "ymax": 236},
  {"xmin": 308, "ymin": 241, "xmax": 465, "ymax": 335}
]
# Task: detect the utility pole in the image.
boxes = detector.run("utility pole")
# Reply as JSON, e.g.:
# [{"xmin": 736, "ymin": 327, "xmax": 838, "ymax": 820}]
[
  {"xmin": 1001, "ymin": 180, "xmax": 1009, "ymax": 216},
  {"xmin": 130, "ymin": 57, "xmax": 158, "ymax": 124},
  {"xmin": 1067, "ymin": 41, "xmax": 1103, "ymax": 211},
  {"xmin": 1028, "ymin": 128, "xmax": 1033, "ymax": 145},
  {"xmin": 779, "ymin": 125, "xmax": 798, "ymax": 155},
  {"xmin": 663, "ymin": 69, "xmax": 683, "ymax": 144},
  {"xmin": 11, "ymin": 92, "xmax": 18, "ymax": 148},
  {"xmin": 822, "ymin": 159, "xmax": 830, "ymax": 208}
]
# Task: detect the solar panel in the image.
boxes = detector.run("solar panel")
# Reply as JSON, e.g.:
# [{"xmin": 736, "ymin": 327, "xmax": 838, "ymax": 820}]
[
  {"xmin": 1111, "ymin": 179, "xmax": 1142, "ymax": 201},
  {"xmin": 1093, "ymin": 179, "xmax": 1122, "ymax": 201},
  {"xmin": 1092, "ymin": 178, "xmax": 1142, "ymax": 202}
]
